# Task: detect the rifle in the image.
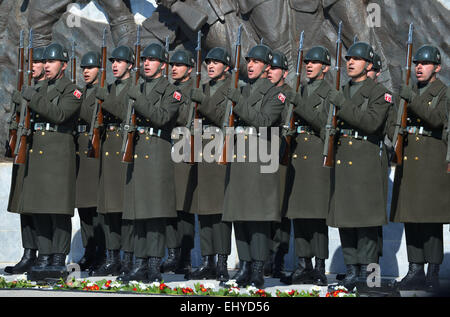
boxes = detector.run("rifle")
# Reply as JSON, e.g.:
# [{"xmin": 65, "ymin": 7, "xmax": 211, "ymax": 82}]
[
  {"xmin": 87, "ymin": 27, "xmax": 107, "ymax": 159},
  {"xmin": 71, "ymin": 39, "xmax": 76, "ymax": 84},
  {"xmin": 5, "ymin": 30, "xmax": 25, "ymax": 158},
  {"xmin": 447, "ymin": 107, "xmax": 450, "ymax": 173},
  {"xmin": 391, "ymin": 23, "xmax": 414, "ymax": 166},
  {"xmin": 281, "ymin": 30, "xmax": 304, "ymax": 166},
  {"xmin": 165, "ymin": 36, "xmax": 170, "ymax": 78},
  {"xmin": 186, "ymin": 30, "xmax": 202, "ymax": 164},
  {"xmin": 218, "ymin": 24, "xmax": 242, "ymax": 165},
  {"xmin": 14, "ymin": 28, "xmax": 33, "ymax": 165},
  {"xmin": 322, "ymin": 21, "xmax": 343, "ymax": 168},
  {"xmin": 121, "ymin": 25, "xmax": 141, "ymax": 164}
]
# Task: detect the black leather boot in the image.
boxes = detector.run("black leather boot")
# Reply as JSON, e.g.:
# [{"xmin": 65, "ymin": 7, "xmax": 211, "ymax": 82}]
[
  {"xmin": 116, "ymin": 252, "xmax": 134, "ymax": 281},
  {"xmin": 216, "ymin": 254, "xmax": 229, "ymax": 284},
  {"xmin": 264, "ymin": 251, "xmax": 274, "ymax": 277},
  {"xmin": 397, "ymin": 263, "xmax": 426, "ymax": 290},
  {"xmin": 121, "ymin": 257, "xmax": 148, "ymax": 283},
  {"xmin": 280, "ymin": 257, "xmax": 314, "ymax": 285},
  {"xmin": 51, "ymin": 253, "xmax": 66, "ymax": 267},
  {"xmin": 175, "ymin": 251, "xmax": 192, "ymax": 280},
  {"xmin": 312, "ymin": 258, "xmax": 328, "ymax": 286},
  {"xmin": 77, "ymin": 246, "xmax": 96, "ymax": 271},
  {"xmin": 161, "ymin": 248, "xmax": 181, "ymax": 273},
  {"xmin": 89, "ymin": 250, "xmax": 121, "ymax": 276},
  {"xmin": 148, "ymin": 257, "xmax": 163, "ymax": 282},
  {"xmin": 91, "ymin": 249, "xmax": 107, "ymax": 271},
  {"xmin": 250, "ymin": 261, "xmax": 265, "ymax": 289},
  {"xmin": 338, "ymin": 264, "xmax": 360, "ymax": 291},
  {"xmin": 190, "ymin": 255, "xmax": 216, "ymax": 279},
  {"xmin": 4, "ymin": 249, "xmax": 37, "ymax": 274},
  {"xmin": 28, "ymin": 254, "xmax": 52, "ymax": 281},
  {"xmin": 272, "ymin": 249, "xmax": 285, "ymax": 278},
  {"xmin": 232, "ymin": 261, "xmax": 252, "ymax": 287},
  {"xmin": 425, "ymin": 263, "xmax": 440, "ymax": 291}
]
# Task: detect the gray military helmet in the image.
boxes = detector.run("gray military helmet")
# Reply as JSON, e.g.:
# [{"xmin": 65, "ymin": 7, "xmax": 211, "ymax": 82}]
[
  {"xmin": 43, "ymin": 43, "xmax": 69, "ymax": 62},
  {"xmin": 372, "ymin": 53, "xmax": 382, "ymax": 72},
  {"xmin": 109, "ymin": 45, "xmax": 135, "ymax": 64},
  {"xmin": 33, "ymin": 47, "xmax": 46, "ymax": 62},
  {"xmin": 413, "ymin": 45, "xmax": 441, "ymax": 65},
  {"xmin": 270, "ymin": 51, "xmax": 289, "ymax": 70},
  {"xmin": 80, "ymin": 51, "xmax": 102, "ymax": 68},
  {"xmin": 169, "ymin": 49, "xmax": 195, "ymax": 67},
  {"xmin": 304, "ymin": 46, "xmax": 331, "ymax": 65},
  {"xmin": 345, "ymin": 42, "xmax": 374, "ymax": 62},
  {"xmin": 245, "ymin": 44, "xmax": 273, "ymax": 64},
  {"xmin": 205, "ymin": 47, "xmax": 231, "ymax": 66},
  {"xmin": 141, "ymin": 43, "xmax": 169, "ymax": 63}
]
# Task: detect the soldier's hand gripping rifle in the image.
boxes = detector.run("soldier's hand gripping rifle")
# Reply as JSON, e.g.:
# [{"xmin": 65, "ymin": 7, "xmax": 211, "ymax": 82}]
[
  {"xmin": 5, "ymin": 30, "xmax": 25, "ymax": 158},
  {"xmin": 186, "ymin": 30, "xmax": 202, "ymax": 165},
  {"xmin": 218, "ymin": 24, "xmax": 242, "ymax": 165},
  {"xmin": 391, "ymin": 23, "xmax": 414, "ymax": 166},
  {"xmin": 281, "ymin": 30, "xmax": 304, "ymax": 166},
  {"xmin": 14, "ymin": 29, "xmax": 34, "ymax": 165},
  {"xmin": 71, "ymin": 39, "xmax": 77, "ymax": 84},
  {"xmin": 87, "ymin": 27, "xmax": 107, "ymax": 159},
  {"xmin": 121, "ymin": 25, "xmax": 141, "ymax": 164},
  {"xmin": 322, "ymin": 21, "xmax": 343, "ymax": 168}
]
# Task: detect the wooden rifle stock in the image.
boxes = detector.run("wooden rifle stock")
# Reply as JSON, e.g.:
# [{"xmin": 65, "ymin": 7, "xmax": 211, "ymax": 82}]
[
  {"xmin": 392, "ymin": 23, "xmax": 414, "ymax": 166},
  {"xmin": 218, "ymin": 27, "xmax": 242, "ymax": 165},
  {"xmin": 6, "ymin": 30, "xmax": 25, "ymax": 158},
  {"xmin": 87, "ymin": 30, "xmax": 107, "ymax": 159},
  {"xmin": 323, "ymin": 22, "xmax": 343, "ymax": 168},
  {"xmin": 121, "ymin": 25, "xmax": 141, "ymax": 164},
  {"xmin": 281, "ymin": 31, "xmax": 304, "ymax": 166}
]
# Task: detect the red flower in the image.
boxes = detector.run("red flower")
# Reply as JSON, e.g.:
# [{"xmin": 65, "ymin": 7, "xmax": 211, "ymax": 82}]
[{"xmin": 133, "ymin": 288, "xmax": 137, "ymax": 291}]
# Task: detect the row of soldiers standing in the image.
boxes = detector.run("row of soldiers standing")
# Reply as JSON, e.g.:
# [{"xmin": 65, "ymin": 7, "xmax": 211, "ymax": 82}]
[{"xmin": 5, "ymin": 32, "xmax": 450, "ymax": 291}]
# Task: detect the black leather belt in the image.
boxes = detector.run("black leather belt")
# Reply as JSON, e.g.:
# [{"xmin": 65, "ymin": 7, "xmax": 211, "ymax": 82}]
[
  {"xmin": 339, "ymin": 128, "xmax": 380, "ymax": 144},
  {"xmin": 34, "ymin": 122, "xmax": 74, "ymax": 135},
  {"xmin": 406, "ymin": 126, "xmax": 442, "ymax": 138}
]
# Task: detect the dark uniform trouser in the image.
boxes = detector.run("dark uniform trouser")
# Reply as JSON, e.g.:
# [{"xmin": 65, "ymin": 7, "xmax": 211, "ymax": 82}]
[
  {"xmin": 102, "ymin": 213, "xmax": 134, "ymax": 252},
  {"xmin": 404, "ymin": 223, "xmax": 443, "ymax": 265},
  {"xmin": 338, "ymin": 226, "xmax": 380, "ymax": 265},
  {"xmin": 270, "ymin": 217, "xmax": 291, "ymax": 254},
  {"xmin": 134, "ymin": 218, "xmax": 166, "ymax": 258},
  {"xmin": 165, "ymin": 211, "xmax": 196, "ymax": 251},
  {"xmin": 198, "ymin": 214, "xmax": 232, "ymax": 256},
  {"xmin": 78, "ymin": 207, "xmax": 105, "ymax": 252},
  {"xmin": 293, "ymin": 218, "xmax": 329, "ymax": 259},
  {"xmin": 33, "ymin": 214, "xmax": 71, "ymax": 255},
  {"xmin": 21, "ymin": 214, "xmax": 38, "ymax": 250},
  {"xmin": 234, "ymin": 221, "xmax": 271, "ymax": 262}
]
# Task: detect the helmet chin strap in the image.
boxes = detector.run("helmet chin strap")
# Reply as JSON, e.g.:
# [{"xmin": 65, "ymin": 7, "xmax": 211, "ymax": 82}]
[
  {"xmin": 273, "ymin": 69, "xmax": 286, "ymax": 87},
  {"xmin": 210, "ymin": 64, "xmax": 227, "ymax": 81},
  {"xmin": 49, "ymin": 62, "xmax": 65, "ymax": 83}
]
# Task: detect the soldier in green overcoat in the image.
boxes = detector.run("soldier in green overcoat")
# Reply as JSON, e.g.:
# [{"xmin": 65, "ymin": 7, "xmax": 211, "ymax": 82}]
[
  {"xmin": 75, "ymin": 51, "xmax": 105, "ymax": 272},
  {"xmin": 326, "ymin": 42, "xmax": 393, "ymax": 290},
  {"xmin": 189, "ymin": 47, "xmax": 233, "ymax": 282},
  {"xmin": 90, "ymin": 45, "xmax": 135, "ymax": 277},
  {"xmin": 161, "ymin": 49, "xmax": 198, "ymax": 278},
  {"xmin": 6, "ymin": 47, "xmax": 46, "ymax": 274},
  {"xmin": 391, "ymin": 45, "xmax": 450, "ymax": 291},
  {"xmin": 280, "ymin": 46, "xmax": 332, "ymax": 286},
  {"xmin": 14, "ymin": 43, "xmax": 82, "ymax": 276},
  {"xmin": 118, "ymin": 43, "xmax": 182, "ymax": 283},
  {"xmin": 222, "ymin": 44, "xmax": 287, "ymax": 289},
  {"xmin": 265, "ymin": 51, "xmax": 291, "ymax": 279}
]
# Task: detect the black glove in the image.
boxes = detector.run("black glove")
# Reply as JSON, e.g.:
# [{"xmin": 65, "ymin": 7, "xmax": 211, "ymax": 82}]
[
  {"xmin": 21, "ymin": 86, "xmax": 36, "ymax": 102},
  {"xmin": 96, "ymin": 86, "xmax": 108, "ymax": 101},
  {"xmin": 12, "ymin": 90, "xmax": 23, "ymax": 105},
  {"xmin": 127, "ymin": 85, "xmax": 141, "ymax": 101},
  {"xmin": 399, "ymin": 82, "xmax": 415, "ymax": 103},
  {"xmin": 190, "ymin": 87, "xmax": 205, "ymax": 104},
  {"xmin": 328, "ymin": 89, "xmax": 345, "ymax": 109},
  {"xmin": 226, "ymin": 87, "xmax": 241, "ymax": 104}
]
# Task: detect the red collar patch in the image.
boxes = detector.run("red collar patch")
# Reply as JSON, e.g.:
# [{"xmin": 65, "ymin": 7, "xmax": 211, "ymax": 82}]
[
  {"xmin": 73, "ymin": 89, "xmax": 82, "ymax": 99},
  {"xmin": 173, "ymin": 91, "xmax": 182, "ymax": 101}
]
